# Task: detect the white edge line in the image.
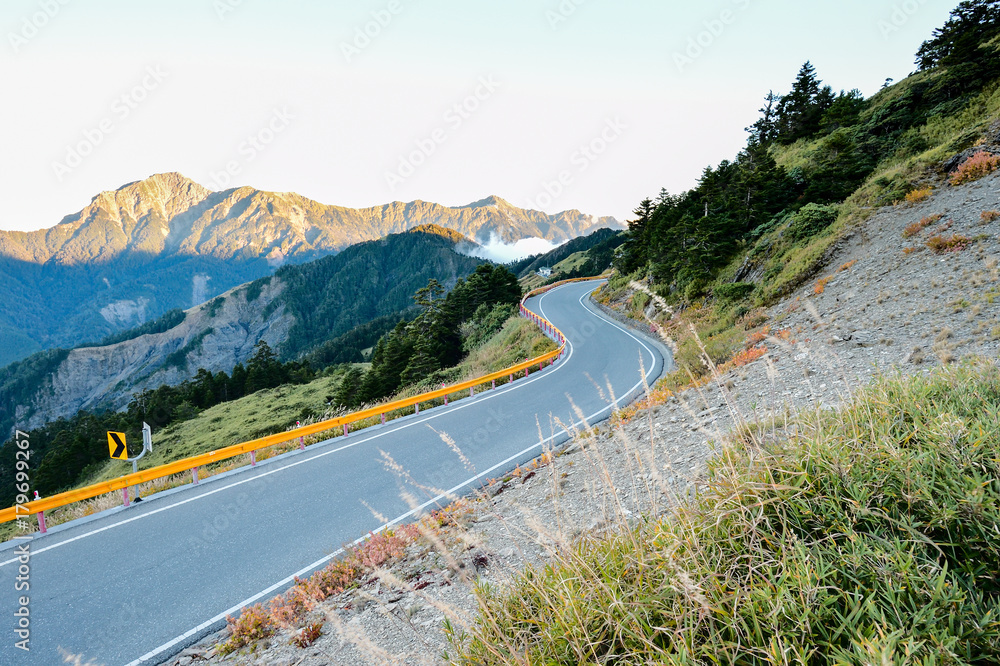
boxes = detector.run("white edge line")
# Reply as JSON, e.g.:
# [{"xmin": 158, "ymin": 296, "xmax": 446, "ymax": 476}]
[
  {"xmin": 0, "ymin": 320, "xmax": 578, "ymax": 568},
  {"xmin": 130, "ymin": 281, "xmax": 662, "ymax": 666}
]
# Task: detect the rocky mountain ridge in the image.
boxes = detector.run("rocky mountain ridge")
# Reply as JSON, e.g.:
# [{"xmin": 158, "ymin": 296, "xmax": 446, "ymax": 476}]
[
  {"xmin": 0, "ymin": 173, "xmax": 621, "ymax": 367},
  {"xmin": 1, "ymin": 173, "xmax": 618, "ymax": 265}
]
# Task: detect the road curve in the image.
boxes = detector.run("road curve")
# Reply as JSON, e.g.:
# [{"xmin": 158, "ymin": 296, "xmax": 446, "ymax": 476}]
[{"xmin": 0, "ymin": 280, "xmax": 669, "ymax": 666}]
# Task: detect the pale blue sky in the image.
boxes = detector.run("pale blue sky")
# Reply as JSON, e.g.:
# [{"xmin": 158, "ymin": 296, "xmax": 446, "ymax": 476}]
[{"xmin": 1, "ymin": 0, "xmax": 957, "ymax": 231}]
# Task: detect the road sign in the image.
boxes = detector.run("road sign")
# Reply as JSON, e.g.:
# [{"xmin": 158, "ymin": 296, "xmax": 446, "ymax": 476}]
[{"xmin": 108, "ymin": 432, "xmax": 128, "ymax": 460}]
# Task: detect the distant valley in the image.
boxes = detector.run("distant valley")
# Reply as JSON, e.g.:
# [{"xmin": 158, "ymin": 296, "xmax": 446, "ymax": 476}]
[{"xmin": 0, "ymin": 172, "xmax": 621, "ymax": 367}]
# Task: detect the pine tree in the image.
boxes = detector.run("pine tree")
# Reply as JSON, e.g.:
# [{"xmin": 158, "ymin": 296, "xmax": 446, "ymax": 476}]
[
  {"xmin": 747, "ymin": 90, "xmax": 779, "ymax": 144},
  {"xmin": 245, "ymin": 341, "xmax": 279, "ymax": 393},
  {"xmin": 916, "ymin": 0, "xmax": 1000, "ymax": 70},
  {"xmin": 334, "ymin": 367, "xmax": 364, "ymax": 408},
  {"xmin": 621, "ymin": 198, "xmax": 654, "ymax": 273},
  {"xmin": 230, "ymin": 362, "xmax": 248, "ymax": 399},
  {"xmin": 775, "ymin": 62, "xmax": 828, "ymax": 143},
  {"xmin": 820, "ymin": 89, "xmax": 866, "ymax": 134}
]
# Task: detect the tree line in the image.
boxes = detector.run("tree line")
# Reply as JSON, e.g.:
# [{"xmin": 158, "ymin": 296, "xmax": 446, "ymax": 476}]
[
  {"xmin": 616, "ymin": 0, "xmax": 1000, "ymax": 300},
  {"xmin": 0, "ymin": 341, "xmax": 312, "ymax": 505},
  {"xmin": 334, "ymin": 264, "xmax": 522, "ymax": 408}
]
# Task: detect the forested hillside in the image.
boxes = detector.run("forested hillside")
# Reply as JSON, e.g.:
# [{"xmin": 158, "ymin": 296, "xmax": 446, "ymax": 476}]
[
  {"xmin": 0, "ymin": 263, "xmax": 524, "ymax": 515},
  {"xmin": 509, "ymin": 228, "xmax": 623, "ymax": 277},
  {"xmin": 261, "ymin": 224, "xmax": 486, "ymax": 361},
  {"xmin": 336, "ymin": 264, "xmax": 523, "ymax": 407},
  {"xmin": 0, "ymin": 227, "xmax": 486, "ymax": 440},
  {"xmin": 0, "ymin": 341, "xmax": 313, "ymax": 506},
  {"xmin": 616, "ymin": 0, "xmax": 1000, "ymax": 303}
]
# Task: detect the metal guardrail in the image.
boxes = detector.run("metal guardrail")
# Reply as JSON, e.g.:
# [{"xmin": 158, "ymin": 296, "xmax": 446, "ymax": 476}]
[{"xmin": 2, "ymin": 276, "xmax": 605, "ymax": 529}]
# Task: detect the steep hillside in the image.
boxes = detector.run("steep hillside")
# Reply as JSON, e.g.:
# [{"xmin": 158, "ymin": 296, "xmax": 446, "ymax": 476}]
[
  {"xmin": 3, "ymin": 228, "xmax": 484, "ymax": 434},
  {"xmin": 0, "ymin": 173, "xmax": 621, "ymax": 366},
  {"xmin": 510, "ymin": 227, "xmax": 623, "ymax": 276},
  {"xmin": 138, "ymin": 5, "xmax": 1000, "ymax": 663},
  {"xmin": 510, "ymin": 227, "xmax": 626, "ymax": 288}
]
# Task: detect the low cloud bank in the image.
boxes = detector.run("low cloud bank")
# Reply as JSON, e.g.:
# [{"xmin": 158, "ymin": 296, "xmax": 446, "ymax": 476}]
[{"xmin": 461, "ymin": 234, "xmax": 561, "ymax": 263}]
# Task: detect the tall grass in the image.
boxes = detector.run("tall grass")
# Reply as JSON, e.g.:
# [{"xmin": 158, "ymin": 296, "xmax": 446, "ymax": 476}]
[{"xmin": 447, "ymin": 360, "xmax": 1000, "ymax": 664}]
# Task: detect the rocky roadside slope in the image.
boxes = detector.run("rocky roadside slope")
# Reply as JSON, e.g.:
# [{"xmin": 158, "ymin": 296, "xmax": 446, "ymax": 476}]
[{"xmin": 166, "ymin": 171, "xmax": 1000, "ymax": 666}]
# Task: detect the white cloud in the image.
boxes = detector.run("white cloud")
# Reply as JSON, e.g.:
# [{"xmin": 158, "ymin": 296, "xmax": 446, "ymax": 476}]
[{"xmin": 461, "ymin": 233, "xmax": 561, "ymax": 263}]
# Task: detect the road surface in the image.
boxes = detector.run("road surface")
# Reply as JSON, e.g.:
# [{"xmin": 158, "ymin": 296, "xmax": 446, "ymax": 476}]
[{"xmin": 0, "ymin": 280, "xmax": 669, "ymax": 665}]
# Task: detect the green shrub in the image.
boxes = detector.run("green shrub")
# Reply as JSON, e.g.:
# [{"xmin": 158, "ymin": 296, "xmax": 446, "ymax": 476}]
[
  {"xmin": 713, "ymin": 282, "xmax": 755, "ymax": 303},
  {"xmin": 785, "ymin": 203, "xmax": 838, "ymax": 241},
  {"xmin": 682, "ymin": 278, "xmax": 706, "ymax": 302},
  {"xmin": 461, "ymin": 303, "xmax": 518, "ymax": 351}
]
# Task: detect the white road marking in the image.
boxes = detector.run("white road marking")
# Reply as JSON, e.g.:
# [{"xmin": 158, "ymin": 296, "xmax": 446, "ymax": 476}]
[
  {"xmin": 0, "ymin": 290, "xmax": 583, "ymax": 567},
  {"xmin": 6, "ymin": 279, "xmax": 661, "ymax": 666},
  {"xmin": 0, "ymin": 342, "xmax": 574, "ymax": 568},
  {"xmin": 127, "ymin": 282, "xmax": 663, "ymax": 666}
]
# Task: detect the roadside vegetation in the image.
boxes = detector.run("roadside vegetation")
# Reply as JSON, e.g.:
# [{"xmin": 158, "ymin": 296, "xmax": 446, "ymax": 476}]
[
  {"xmin": 0, "ymin": 341, "xmax": 314, "ymax": 510},
  {"xmin": 334, "ymin": 264, "xmax": 524, "ymax": 408},
  {"xmin": 0, "ymin": 273, "xmax": 555, "ymax": 541},
  {"xmin": 436, "ymin": 2, "xmax": 1000, "ymax": 662},
  {"xmin": 604, "ymin": 0, "xmax": 1000, "ymax": 394},
  {"xmin": 448, "ymin": 361, "xmax": 1000, "ymax": 663}
]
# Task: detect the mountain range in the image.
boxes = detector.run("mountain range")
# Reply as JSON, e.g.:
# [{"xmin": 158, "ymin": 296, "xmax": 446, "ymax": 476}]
[{"xmin": 0, "ymin": 172, "xmax": 621, "ymax": 367}]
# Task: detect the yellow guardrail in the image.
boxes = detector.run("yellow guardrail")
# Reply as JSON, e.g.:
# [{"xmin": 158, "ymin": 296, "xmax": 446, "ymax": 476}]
[{"xmin": 2, "ymin": 276, "xmax": 607, "ymax": 527}]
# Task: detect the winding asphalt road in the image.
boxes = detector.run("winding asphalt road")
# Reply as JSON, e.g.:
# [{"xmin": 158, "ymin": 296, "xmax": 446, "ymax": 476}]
[{"xmin": 0, "ymin": 280, "xmax": 669, "ymax": 665}]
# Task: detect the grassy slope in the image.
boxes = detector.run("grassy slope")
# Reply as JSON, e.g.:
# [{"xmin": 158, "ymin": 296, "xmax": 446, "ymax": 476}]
[
  {"xmin": 758, "ymin": 77, "xmax": 1000, "ymax": 304},
  {"xmin": 450, "ymin": 362, "xmax": 1000, "ymax": 663},
  {"xmin": 519, "ymin": 250, "xmax": 592, "ymax": 290},
  {"xmin": 450, "ymin": 50, "xmax": 1000, "ymax": 666},
  {"xmin": 82, "ymin": 374, "xmax": 347, "ymax": 486}
]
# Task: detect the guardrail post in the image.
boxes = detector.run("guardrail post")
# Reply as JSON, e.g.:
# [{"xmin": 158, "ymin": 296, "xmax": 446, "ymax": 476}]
[
  {"xmin": 469, "ymin": 387, "xmax": 474, "ymax": 398},
  {"xmin": 509, "ymin": 373, "xmax": 513, "ymax": 383},
  {"xmin": 36, "ymin": 511, "xmax": 46, "ymax": 534},
  {"xmin": 343, "ymin": 424, "xmax": 349, "ymax": 437},
  {"xmin": 296, "ymin": 421, "xmax": 305, "ymax": 450},
  {"xmin": 415, "ymin": 403, "xmax": 420, "ymax": 414},
  {"xmin": 443, "ymin": 384, "xmax": 448, "ymax": 406},
  {"xmin": 192, "ymin": 467, "xmax": 199, "ymax": 485},
  {"xmin": 492, "ymin": 379, "xmax": 496, "ymax": 390},
  {"xmin": 122, "ymin": 487, "xmax": 130, "ymax": 507},
  {"xmin": 250, "ymin": 450, "xmax": 256, "ymax": 466},
  {"xmin": 381, "ymin": 413, "xmax": 386, "ymax": 424},
  {"xmin": 539, "ymin": 362, "xmax": 544, "ymax": 371}
]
